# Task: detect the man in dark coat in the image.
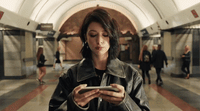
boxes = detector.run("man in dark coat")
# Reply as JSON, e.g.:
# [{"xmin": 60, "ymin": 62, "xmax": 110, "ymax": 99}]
[
  {"xmin": 53, "ymin": 47, "xmax": 63, "ymax": 69},
  {"xmin": 152, "ymin": 45, "xmax": 168, "ymax": 85},
  {"xmin": 151, "ymin": 45, "xmax": 157, "ymax": 67}
]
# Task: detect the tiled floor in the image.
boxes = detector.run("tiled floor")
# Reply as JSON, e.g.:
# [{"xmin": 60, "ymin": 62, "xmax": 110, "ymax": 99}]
[{"xmin": 0, "ymin": 61, "xmax": 200, "ymax": 111}]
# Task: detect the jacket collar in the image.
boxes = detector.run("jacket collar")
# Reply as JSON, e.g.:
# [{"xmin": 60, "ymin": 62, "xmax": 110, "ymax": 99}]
[{"xmin": 77, "ymin": 58, "xmax": 126, "ymax": 82}]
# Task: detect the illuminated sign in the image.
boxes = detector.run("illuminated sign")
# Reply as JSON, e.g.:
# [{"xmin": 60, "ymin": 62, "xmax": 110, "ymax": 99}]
[
  {"xmin": 191, "ymin": 9, "xmax": 199, "ymax": 18},
  {"xmin": 141, "ymin": 29, "xmax": 149, "ymax": 36},
  {"xmin": 36, "ymin": 23, "xmax": 53, "ymax": 31},
  {"xmin": 0, "ymin": 11, "xmax": 4, "ymax": 20}
]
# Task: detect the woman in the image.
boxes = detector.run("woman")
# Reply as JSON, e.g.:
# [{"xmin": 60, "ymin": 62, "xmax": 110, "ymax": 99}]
[
  {"xmin": 53, "ymin": 47, "xmax": 63, "ymax": 69},
  {"xmin": 181, "ymin": 45, "xmax": 191, "ymax": 79},
  {"xmin": 49, "ymin": 8, "xmax": 150, "ymax": 111},
  {"xmin": 36, "ymin": 47, "xmax": 47, "ymax": 85},
  {"xmin": 138, "ymin": 45, "xmax": 151, "ymax": 84}
]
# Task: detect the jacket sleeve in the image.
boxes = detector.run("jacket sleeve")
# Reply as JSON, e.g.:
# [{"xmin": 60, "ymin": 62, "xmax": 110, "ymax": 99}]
[
  {"xmin": 163, "ymin": 52, "xmax": 168, "ymax": 66},
  {"xmin": 115, "ymin": 71, "xmax": 150, "ymax": 111},
  {"xmin": 56, "ymin": 51, "xmax": 59, "ymax": 59},
  {"xmin": 184, "ymin": 51, "xmax": 191, "ymax": 61},
  {"xmin": 39, "ymin": 54, "xmax": 46, "ymax": 63},
  {"xmin": 148, "ymin": 52, "xmax": 152, "ymax": 64},
  {"xmin": 49, "ymin": 69, "xmax": 89, "ymax": 111},
  {"xmin": 151, "ymin": 51, "xmax": 156, "ymax": 63}
]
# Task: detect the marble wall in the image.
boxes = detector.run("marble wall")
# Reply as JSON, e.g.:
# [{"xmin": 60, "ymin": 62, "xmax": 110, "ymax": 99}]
[
  {"xmin": 191, "ymin": 29, "xmax": 200, "ymax": 75},
  {"xmin": 3, "ymin": 30, "xmax": 36, "ymax": 78},
  {"xmin": 162, "ymin": 29, "xmax": 200, "ymax": 76},
  {"xmin": 24, "ymin": 32, "xmax": 36, "ymax": 76},
  {"xmin": 4, "ymin": 30, "xmax": 25, "ymax": 77},
  {"xmin": 0, "ymin": 31, "xmax": 4, "ymax": 78},
  {"xmin": 169, "ymin": 29, "xmax": 193, "ymax": 75}
]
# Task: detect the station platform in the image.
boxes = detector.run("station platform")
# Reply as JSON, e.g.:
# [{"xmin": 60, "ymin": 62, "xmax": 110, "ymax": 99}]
[{"xmin": 0, "ymin": 61, "xmax": 200, "ymax": 111}]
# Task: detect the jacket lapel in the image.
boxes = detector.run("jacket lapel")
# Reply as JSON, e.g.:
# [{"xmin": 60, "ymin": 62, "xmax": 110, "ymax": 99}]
[
  {"xmin": 77, "ymin": 58, "xmax": 96, "ymax": 82},
  {"xmin": 77, "ymin": 58, "xmax": 126, "ymax": 82},
  {"xmin": 106, "ymin": 58, "xmax": 126, "ymax": 78}
]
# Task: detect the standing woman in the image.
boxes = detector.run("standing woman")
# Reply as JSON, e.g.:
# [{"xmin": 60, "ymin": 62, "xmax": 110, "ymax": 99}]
[
  {"xmin": 138, "ymin": 45, "xmax": 151, "ymax": 84},
  {"xmin": 36, "ymin": 47, "xmax": 47, "ymax": 85},
  {"xmin": 181, "ymin": 45, "xmax": 191, "ymax": 79},
  {"xmin": 49, "ymin": 8, "xmax": 150, "ymax": 111}
]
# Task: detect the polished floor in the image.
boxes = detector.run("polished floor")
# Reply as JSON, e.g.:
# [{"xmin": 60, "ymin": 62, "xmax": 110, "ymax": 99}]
[{"xmin": 0, "ymin": 61, "xmax": 200, "ymax": 111}]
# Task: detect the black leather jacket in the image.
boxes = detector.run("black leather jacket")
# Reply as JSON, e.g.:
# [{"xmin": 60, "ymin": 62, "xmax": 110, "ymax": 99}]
[{"xmin": 49, "ymin": 58, "xmax": 150, "ymax": 111}]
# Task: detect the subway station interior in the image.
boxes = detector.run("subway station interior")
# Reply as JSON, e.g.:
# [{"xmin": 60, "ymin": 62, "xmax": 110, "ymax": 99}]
[{"xmin": 0, "ymin": 0, "xmax": 200, "ymax": 111}]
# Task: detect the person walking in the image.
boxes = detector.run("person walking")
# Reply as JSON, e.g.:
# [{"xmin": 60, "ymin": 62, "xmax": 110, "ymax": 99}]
[
  {"xmin": 138, "ymin": 45, "xmax": 151, "ymax": 84},
  {"xmin": 152, "ymin": 45, "xmax": 157, "ymax": 59},
  {"xmin": 49, "ymin": 8, "xmax": 150, "ymax": 111},
  {"xmin": 152, "ymin": 44, "xmax": 168, "ymax": 85},
  {"xmin": 36, "ymin": 47, "xmax": 47, "ymax": 85},
  {"xmin": 181, "ymin": 45, "xmax": 191, "ymax": 79},
  {"xmin": 53, "ymin": 47, "xmax": 63, "ymax": 69},
  {"xmin": 151, "ymin": 45, "xmax": 157, "ymax": 68}
]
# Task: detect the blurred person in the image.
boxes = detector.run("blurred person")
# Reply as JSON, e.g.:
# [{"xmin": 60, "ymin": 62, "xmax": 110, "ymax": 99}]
[
  {"xmin": 152, "ymin": 44, "xmax": 168, "ymax": 85},
  {"xmin": 36, "ymin": 47, "xmax": 47, "ymax": 85},
  {"xmin": 181, "ymin": 45, "xmax": 191, "ymax": 79},
  {"xmin": 152, "ymin": 45, "xmax": 157, "ymax": 59},
  {"xmin": 53, "ymin": 47, "xmax": 63, "ymax": 69},
  {"xmin": 138, "ymin": 45, "xmax": 152, "ymax": 84},
  {"xmin": 49, "ymin": 8, "xmax": 150, "ymax": 111},
  {"xmin": 151, "ymin": 45, "xmax": 157, "ymax": 67}
]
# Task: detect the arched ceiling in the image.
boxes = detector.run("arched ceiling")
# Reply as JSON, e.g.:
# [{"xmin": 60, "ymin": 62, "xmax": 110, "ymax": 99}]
[
  {"xmin": 0, "ymin": 0, "xmax": 200, "ymax": 34},
  {"xmin": 59, "ymin": 7, "xmax": 137, "ymax": 35}
]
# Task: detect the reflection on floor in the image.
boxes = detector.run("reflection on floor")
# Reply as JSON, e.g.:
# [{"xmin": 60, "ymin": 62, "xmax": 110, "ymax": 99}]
[{"xmin": 0, "ymin": 61, "xmax": 200, "ymax": 111}]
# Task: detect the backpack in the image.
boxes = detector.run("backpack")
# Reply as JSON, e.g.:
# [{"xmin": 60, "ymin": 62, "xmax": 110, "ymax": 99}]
[{"xmin": 144, "ymin": 53, "xmax": 150, "ymax": 62}]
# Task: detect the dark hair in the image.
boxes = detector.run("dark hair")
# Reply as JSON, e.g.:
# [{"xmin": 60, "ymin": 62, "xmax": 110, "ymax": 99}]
[
  {"xmin": 36, "ymin": 47, "xmax": 43, "ymax": 60},
  {"xmin": 138, "ymin": 45, "xmax": 148, "ymax": 61},
  {"xmin": 158, "ymin": 44, "xmax": 161, "ymax": 50},
  {"xmin": 79, "ymin": 8, "xmax": 119, "ymax": 61}
]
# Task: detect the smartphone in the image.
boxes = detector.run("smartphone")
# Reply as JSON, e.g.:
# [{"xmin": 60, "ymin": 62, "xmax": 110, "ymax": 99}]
[{"xmin": 78, "ymin": 86, "xmax": 119, "ymax": 94}]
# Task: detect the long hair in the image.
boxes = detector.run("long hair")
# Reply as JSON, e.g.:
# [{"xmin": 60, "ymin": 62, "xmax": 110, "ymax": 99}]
[
  {"xmin": 79, "ymin": 8, "xmax": 119, "ymax": 61},
  {"xmin": 139, "ymin": 45, "xmax": 148, "ymax": 61},
  {"xmin": 36, "ymin": 47, "xmax": 43, "ymax": 60}
]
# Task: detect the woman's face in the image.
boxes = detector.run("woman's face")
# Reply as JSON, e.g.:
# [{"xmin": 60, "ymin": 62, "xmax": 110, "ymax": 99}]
[
  {"xmin": 185, "ymin": 45, "xmax": 189, "ymax": 51},
  {"xmin": 86, "ymin": 22, "xmax": 110, "ymax": 57}
]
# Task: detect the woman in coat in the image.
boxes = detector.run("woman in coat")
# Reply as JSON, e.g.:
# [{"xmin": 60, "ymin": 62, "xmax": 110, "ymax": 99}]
[
  {"xmin": 138, "ymin": 45, "xmax": 151, "ymax": 84},
  {"xmin": 181, "ymin": 45, "xmax": 191, "ymax": 79},
  {"xmin": 49, "ymin": 8, "xmax": 150, "ymax": 111}
]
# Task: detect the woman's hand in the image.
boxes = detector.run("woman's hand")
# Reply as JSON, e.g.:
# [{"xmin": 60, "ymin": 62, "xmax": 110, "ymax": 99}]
[
  {"xmin": 99, "ymin": 84, "xmax": 125, "ymax": 105},
  {"xmin": 73, "ymin": 84, "xmax": 100, "ymax": 107}
]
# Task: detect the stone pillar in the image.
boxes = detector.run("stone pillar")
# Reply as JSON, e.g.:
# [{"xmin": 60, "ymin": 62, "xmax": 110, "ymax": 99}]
[
  {"xmin": 132, "ymin": 35, "xmax": 139, "ymax": 64},
  {"xmin": 4, "ymin": 30, "xmax": 25, "ymax": 78},
  {"xmin": 0, "ymin": 30, "xmax": 4, "ymax": 79},
  {"xmin": 192, "ymin": 29, "xmax": 200, "ymax": 76},
  {"xmin": 2, "ymin": 30, "xmax": 37, "ymax": 79},
  {"xmin": 162, "ymin": 31, "xmax": 173, "ymax": 73},
  {"xmin": 43, "ymin": 38, "xmax": 55, "ymax": 65},
  {"xmin": 24, "ymin": 32, "xmax": 37, "ymax": 76}
]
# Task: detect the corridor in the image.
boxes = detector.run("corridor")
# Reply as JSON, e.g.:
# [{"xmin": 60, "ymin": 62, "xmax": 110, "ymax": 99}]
[{"xmin": 0, "ymin": 61, "xmax": 199, "ymax": 111}]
